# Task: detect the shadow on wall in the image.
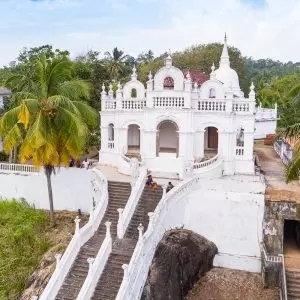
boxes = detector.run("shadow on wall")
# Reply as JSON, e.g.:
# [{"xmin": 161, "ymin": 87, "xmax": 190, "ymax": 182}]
[{"xmin": 141, "ymin": 229, "xmax": 218, "ymax": 300}]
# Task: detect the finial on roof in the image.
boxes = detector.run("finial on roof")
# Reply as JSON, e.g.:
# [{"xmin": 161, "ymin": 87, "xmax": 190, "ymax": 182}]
[
  {"xmin": 211, "ymin": 62, "xmax": 215, "ymax": 72},
  {"xmin": 117, "ymin": 81, "xmax": 122, "ymax": 90},
  {"xmin": 131, "ymin": 65, "xmax": 137, "ymax": 80},
  {"xmin": 250, "ymin": 82, "xmax": 255, "ymax": 91},
  {"xmin": 148, "ymin": 71, "xmax": 153, "ymax": 81},
  {"xmin": 165, "ymin": 50, "xmax": 172, "ymax": 67},
  {"xmin": 101, "ymin": 83, "xmax": 105, "ymax": 91},
  {"xmin": 186, "ymin": 70, "xmax": 191, "ymax": 80},
  {"xmin": 109, "ymin": 82, "xmax": 113, "ymax": 91},
  {"xmin": 220, "ymin": 33, "xmax": 230, "ymax": 67},
  {"xmin": 193, "ymin": 82, "xmax": 198, "ymax": 89}
]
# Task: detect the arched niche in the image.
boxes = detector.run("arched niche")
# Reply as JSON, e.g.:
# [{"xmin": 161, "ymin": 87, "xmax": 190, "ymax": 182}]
[
  {"xmin": 200, "ymin": 80, "xmax": 224, "ymax": 99},
  {"xmin": 204, "ymin": 126, "xmax": 218, "ymax": 159},
  {"xmin": 154, "ymin": 66, "xmax": 184, "ymax": 91},
  {"xmin": 123, "ymin": 81, "xmax": 145, "ymax": 99},
  {"xmin": 156, "ymin": 120, "xmax": 179, "ymax": 157}
]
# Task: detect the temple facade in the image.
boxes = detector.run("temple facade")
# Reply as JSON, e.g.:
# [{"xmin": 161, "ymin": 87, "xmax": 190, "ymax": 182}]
[{"xmin": 99, "ymin": 37, "xmax": 277, "ymax": 179}]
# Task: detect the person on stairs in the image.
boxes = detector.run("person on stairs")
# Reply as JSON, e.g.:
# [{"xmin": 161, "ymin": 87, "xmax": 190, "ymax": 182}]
[
  {"xmin": 166, "ymin": 181, "xmax": 174, "ymax": 193},
  {"xmin": 146, "ymin": 175, "xmax": 157, "ymax": 189}
]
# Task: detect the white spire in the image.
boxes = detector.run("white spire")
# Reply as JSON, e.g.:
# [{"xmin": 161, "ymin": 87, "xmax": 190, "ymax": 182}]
[
  {"xmin": 131, "ymin": 65, "xmax": 137, "ymax": 81},
  {"xmin": 220, "ymin": 33, "xmax": 230, "ymax": 67},
  {"xmin": 186, "ymin": 70, "xmax": 191, "ymax": 81},
  {"xmin": 165, "ymin": 49, "xmax": 172, "ymax": 67},
  {"xmin": 148, "ymin": 71, "xmax": 153, "ymax": 81}
]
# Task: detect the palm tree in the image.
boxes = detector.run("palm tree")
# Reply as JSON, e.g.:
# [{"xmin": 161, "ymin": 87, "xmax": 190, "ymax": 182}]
[
  {"xmin": 279, "ymin": 81, "xmax": 300, "ymax": 182},
  {"xmin": 104, "ymin": 47, "xmax": 130, "ymax": 80},
  {"xmin": 0, "ymin": 55, "xmax": 98, "ymax": 224}
]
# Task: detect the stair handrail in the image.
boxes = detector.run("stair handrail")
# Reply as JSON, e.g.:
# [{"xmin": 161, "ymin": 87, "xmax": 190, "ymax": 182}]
[
  {"xmin": 116, "ymin": 173, "xmax": 204, "ymax": 300},
  {"xmin": 117, "ymin": 166, "xmax": 148, "ymax": 238},
  {"xmin": 193, "ymin": 154, "xmax": 219, "ymax": 170},
  {"xmin": 40, "ymin": 168, "xmax": 109, "ymax": 300},
  {"xmin": 278, "ymin": 254, "xmax": 288, "ymax": 300},
  {"xmin": 76, "ymin": 221, "xmax": 113, "ymax": 300}
]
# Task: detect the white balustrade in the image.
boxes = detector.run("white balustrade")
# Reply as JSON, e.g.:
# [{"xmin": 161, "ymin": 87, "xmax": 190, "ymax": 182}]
[
  {"xmin": 0, "ymin": 162, "xmax": 38, "ymax": 174},
  {"xmin": 232, "ymin": 101, "xmax": 250, "ymax": 112},
  {"xmin": 40, "ymin": 169, "xmax": 109, "ymax": 300},
  {"xmin": 153, "ymin": 96, "xmax": 185, "ymax": 108},
  {"xmin": 193, "ymin": 154, "xmax": 219, "ymax": 170},
  {"xmin": 104, "ymin": 100, "xmax": 116, "ymax": 110},
  {"xmin": 197, "ymin": 100, "xmax": 226, "ymax": 112},
  {"xmin": 116, "ymin": 172, "xmax": 215, "ymax": 300},
  {"xmin": 77, "ymin": 221, "xmax": 113, "ymax": 300},
  {"xmin": 122, "ymin": 99, "xmax": 146, "ymax": 110},
  {"xmin": 117, "ymin": 167, "xmax": 147, "ymax": 239}
]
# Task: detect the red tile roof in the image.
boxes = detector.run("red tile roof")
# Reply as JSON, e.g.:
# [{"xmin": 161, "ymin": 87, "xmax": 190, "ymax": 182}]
[
  {"xmin": 162, "ymin": 69, "xmax": 209, "ymax": 88},
  {"xmin": 183, "ymin": 69, "xmax": 209, "ymax": 86}
]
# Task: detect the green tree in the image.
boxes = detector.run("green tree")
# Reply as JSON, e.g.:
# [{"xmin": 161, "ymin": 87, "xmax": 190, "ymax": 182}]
[
  {"xmin": 104, "ymin": 47, "xmax": 132, "ymax": 80},
  {"xmin": 0, "ymin": 55, "xmax": 98, "ymax": 224}
]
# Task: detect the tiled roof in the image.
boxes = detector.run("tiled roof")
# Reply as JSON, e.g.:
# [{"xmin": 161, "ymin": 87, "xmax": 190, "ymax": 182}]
[
  {"xmin": 163, "ymin": 69, "xmax": 209, "ymax": 88},
  {"xmin": 0, "ymin": 87, "xmax": 11, "ymax": 95},
  {"xmin": 182, "ymin": 69, "xmax": 210, "ymax": 86}
]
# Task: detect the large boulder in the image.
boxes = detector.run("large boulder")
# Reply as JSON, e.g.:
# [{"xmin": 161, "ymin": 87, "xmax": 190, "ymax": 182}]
[{"xmin": 142, "ymin": 229, "xmax": 218, "ymax": 300}]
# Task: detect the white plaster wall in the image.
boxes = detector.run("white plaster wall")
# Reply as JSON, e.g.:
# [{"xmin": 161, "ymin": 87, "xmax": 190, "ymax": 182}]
[
  {"xmin": 0, "ymin": 168, "xmax": 94, "ymax": 212},
  {"xmin": 255, "ymin": 120, "xmax": 277, "ymax": 139},
  {"xmin": 183, "ymin": 175, "xmax": 265, "ymax": 272}
]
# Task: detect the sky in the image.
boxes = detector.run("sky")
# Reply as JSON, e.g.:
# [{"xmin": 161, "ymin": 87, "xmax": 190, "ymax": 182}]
[{"xmin": 0, "ymin": 0, "xmax": 299, "ymax": 66}]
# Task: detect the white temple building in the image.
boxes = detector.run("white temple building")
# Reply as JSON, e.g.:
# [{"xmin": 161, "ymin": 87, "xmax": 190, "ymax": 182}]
[{"xmin": 99, "ymin": 37, "xmax": 277, "ymax": 179}]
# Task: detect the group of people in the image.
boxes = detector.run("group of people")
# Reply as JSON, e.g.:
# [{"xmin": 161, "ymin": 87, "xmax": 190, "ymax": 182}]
[
  {"xmin": 69, "ymin": 158, "xmax": 90, "ymax": 169},
  {"xmin": 146, "ymin": 175, "xmax": 174, "ymax": 192}
]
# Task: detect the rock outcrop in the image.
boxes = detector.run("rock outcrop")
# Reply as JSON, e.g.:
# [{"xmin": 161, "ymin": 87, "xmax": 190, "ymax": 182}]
[{"xmin": 142, "ymin": 229, "xmax": 218, "ymax": 300}]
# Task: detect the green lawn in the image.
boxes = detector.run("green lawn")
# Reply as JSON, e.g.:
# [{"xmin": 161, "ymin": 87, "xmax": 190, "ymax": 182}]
[{"xmin": 0, "ymin": 200, "xmax": 50, "ymax": 299}]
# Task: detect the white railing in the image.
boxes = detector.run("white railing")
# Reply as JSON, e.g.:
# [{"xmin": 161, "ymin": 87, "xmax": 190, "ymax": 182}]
[
  {"xmin": 0, "ymin": 162, "xmax": 38, "ymax": 174},
  {"xmin": 235, "ymin": 147, "xmax": 244, "ymax": 156},
  {"xmin": 256, "ymin": 108, "xmax": 277, "ymax": 120},
  {"xmin": 274, "ymin": 140, "xmax": 293, "ymax": 166},
  {"xmin": 104, "ymin": 100, "xmax": 116, "ymax": 110},
  {"xmin": 117, "ymin": 167, "xmax": 147, "ymax": 238},
  {"xmin": 197, "ymin": 100, "xmax": 226, "ymax": 112},
  {"xmin": 116, "ymin": 172, "xmax": 208, "ymax": 300},
  {"xmin": 77, "ymin": 222, "xmax": 112, "ymax": 300},
  {"xmin": 122, "ymin": 99, "xmax": 146, "ymax": 110},
  {"xmin": 153, "ymin": 96, "xmax": 185, "ymax": 108},
  {"xmin": 232, "ymin": 101, "xmax": 250, "ymax": 112},
  {"xmin": 193, "ymin": 154, "xmax": 219, "ymax": 170},
  {"xmin": 279, "ymin": 254, "xmax": 288, "ymax": 300},
  {"xmin": 40, "ymin": 169, "xmax": 109, "ymax": 300}
]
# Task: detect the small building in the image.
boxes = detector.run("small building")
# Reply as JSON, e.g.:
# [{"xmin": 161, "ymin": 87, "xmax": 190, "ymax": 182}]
[{"xmin": 99, "ymin": 37, "xmax": 277, "ymax": 179}]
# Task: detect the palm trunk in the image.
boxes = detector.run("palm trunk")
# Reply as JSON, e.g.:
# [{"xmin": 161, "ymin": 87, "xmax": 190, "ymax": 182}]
[
  {"xmin": 44, "ymin": 165, "xmax": 55, "ymax": 225},
  {"xmin": 13, "ymin": 147, "xmax": 18, "ymax": 163}
]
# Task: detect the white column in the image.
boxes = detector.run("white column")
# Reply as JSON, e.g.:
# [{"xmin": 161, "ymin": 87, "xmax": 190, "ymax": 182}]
[
  {"xmin": 194, "ymin": 130, "xmax": 205, "ymax": 160},
  {"xmin": 243, "ymin": 131, "xmax": 254, "ymax": 160},
  {"xmin": 118, "ymin": 127, "xmax": 127, "ymax": 154},
  {"xmin": 101, "ymin": 126, "xmax": 108, "ymax": 152},
  {"xmin": 219, "ymin": 130, "xmax": 234, "ymax": 175},
  {"xmin": 142, "ymin": 130, "xmax": 157, "ymax": 158}
]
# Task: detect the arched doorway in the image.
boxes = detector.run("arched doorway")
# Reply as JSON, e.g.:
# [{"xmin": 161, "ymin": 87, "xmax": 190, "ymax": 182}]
[
  {"xmin": 156, "ymin": 120, "xmax": 179, "ymax": 157},
  {"xmin": 204, "ymin": 126, "xmax": 218, "ymax": 159},
  {"xmin": 127, "ymin": 124, "xmax": 140, "ymax": 154}
]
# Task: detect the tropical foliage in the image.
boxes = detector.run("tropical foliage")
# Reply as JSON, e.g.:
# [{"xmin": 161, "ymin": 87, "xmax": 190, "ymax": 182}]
[
  {"xmin": 0, "ymin": 200, "xmax": 49, "ymax": 299},
  {"xmin": 0, "ymin": 55, "xmax": 98, "ymax": 223}
]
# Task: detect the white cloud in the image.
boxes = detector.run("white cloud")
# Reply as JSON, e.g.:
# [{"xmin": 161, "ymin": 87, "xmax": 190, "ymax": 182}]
[{"xmin": 0, "ymin": 0, "xmax": 299, "ymax": 66}]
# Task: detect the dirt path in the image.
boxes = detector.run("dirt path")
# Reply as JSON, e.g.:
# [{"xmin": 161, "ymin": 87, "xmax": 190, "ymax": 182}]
[{"xmin": 186, "ymin": 268, "xmax": 279, "ymax": 300}]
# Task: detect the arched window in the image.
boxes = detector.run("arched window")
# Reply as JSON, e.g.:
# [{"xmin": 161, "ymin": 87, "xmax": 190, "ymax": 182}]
[
  {"xmin": 131, "ymin": 88, "xmax": 137, "ymax": 98},
  {"xmin": 209, "ymin": 88, "xmax": 216, "ymax": 98},
  {"xmin": 108, "ymin": 123, "xmax": 114, "ymax": 141},
  {"xmin": 163, "ymin": 77, "xmax": 174, "ymax": 90}
]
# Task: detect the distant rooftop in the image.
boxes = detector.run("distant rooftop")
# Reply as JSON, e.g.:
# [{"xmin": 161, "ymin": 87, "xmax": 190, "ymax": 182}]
[{"xmin": 0, "ymin": 87, "xmax": 11, "ymax": 95}]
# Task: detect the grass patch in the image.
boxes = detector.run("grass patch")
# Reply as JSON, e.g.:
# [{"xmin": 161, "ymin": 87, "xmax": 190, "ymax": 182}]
[{"xmin": 0, "ymin": 200, "xmax": 50, "ymax": 299}]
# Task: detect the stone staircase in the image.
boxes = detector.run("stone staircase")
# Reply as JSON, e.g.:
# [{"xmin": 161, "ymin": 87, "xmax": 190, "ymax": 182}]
[
  {"xmin": 125, "ymin": 152, "xmax": 141, "ymax": 161},
  {"xmin": 91, "ymin": 185, "xmax": 163, "ymax": 300},
  {"xmin": 55, "ymin": 181, "xmax": 131, "ymax": 300},
  {"xmin": 286, "ymin": 269, "xmax": 300, "ymax": 300}
]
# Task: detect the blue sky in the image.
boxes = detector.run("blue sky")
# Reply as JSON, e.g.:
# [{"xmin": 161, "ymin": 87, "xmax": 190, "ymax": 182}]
[{"xmin": 0, "ymin": 0, "xmax": 299, "ymax": 66}]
